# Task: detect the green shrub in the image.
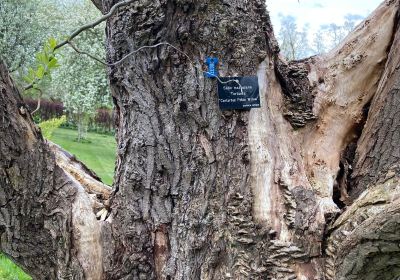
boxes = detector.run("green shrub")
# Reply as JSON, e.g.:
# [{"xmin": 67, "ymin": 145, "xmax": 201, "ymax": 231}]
[{"xmin": 38, "ymin": 115, "xmax": 66, "ymax": 139}]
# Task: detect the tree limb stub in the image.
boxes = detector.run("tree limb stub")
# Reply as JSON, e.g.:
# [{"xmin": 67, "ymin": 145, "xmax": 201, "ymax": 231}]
[{"xmin": 49, "ymin": 141, "xmax": 112, "ymax": 208}]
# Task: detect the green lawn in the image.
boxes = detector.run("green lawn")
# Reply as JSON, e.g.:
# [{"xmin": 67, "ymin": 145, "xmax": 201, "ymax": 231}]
[
  {"xmin": 0, "ymin": 128, "xmax": 116, "ymax": 280},
  {"xmin": 0, "ymin": 254, "xmax": 31, "ymax": 280},
  {"xmin": 49, "ymin": 128, "xmax": 117, "ymax": 185}
]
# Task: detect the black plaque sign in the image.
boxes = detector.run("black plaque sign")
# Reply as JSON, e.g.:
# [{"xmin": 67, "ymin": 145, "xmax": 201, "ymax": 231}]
[{"xmin": 217, "ymin": 76, "xmax": 260, "ymax": 110}]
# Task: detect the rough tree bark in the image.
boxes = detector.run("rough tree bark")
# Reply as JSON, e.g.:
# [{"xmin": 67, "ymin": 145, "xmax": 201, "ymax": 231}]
[{"xmin": 1, "ymin": 0, "xmax": 400, "ymax": 279}]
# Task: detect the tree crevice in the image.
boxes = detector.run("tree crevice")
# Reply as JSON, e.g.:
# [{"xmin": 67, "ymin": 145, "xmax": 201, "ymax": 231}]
[{"xmin": 333, "ymin": 100, "xmax": 371, "ymax": 209}]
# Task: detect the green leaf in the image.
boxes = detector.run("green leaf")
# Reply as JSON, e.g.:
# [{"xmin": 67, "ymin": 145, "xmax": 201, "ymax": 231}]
[
  {"xmin": 23, "ymin": 75, "xmax": 33, "ymax": 84},
  {"xmin": 36, "ymin": 65, "xmax": 45, "ymax": 79},
  {"xmin": 28, "ymin": 67, "xmax": 36, "ymax": 78},
  {"xmin": 48, "ymin": 37, "xmax": 57, "ymax": 50},
  {"xmin": 48, "ymin": 57, "xmax": 59, "ymax": 68},
  {"xmin": 35, "ymin": 52, "xmax": 47, "ymax": 64}
]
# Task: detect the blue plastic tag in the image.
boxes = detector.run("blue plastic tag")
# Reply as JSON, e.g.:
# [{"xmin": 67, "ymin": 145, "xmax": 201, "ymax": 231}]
[{"xmin": 205, "ymin": 57, "xmax": 219, "ymax": 78}]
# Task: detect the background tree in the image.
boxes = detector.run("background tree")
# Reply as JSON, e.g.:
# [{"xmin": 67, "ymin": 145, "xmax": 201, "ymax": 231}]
[
  {"xmin": 278, "ymin": 14, "xmax": 302, "ymax": 60},
  {"xmin": 277, "ymin": 13, "xmax": 365, "ymax": 59},
  {"xmin": 1, "ymin": 1, "xmax": 400, "ymax": 280},
  {"xmin": 321, "ymin": 23, "xmax": 347, "ymax": 48},
  {"xmin": 297, "ymin": 24, "xmax": 312, "ymax": 58},
  {"xmin": 1, "ymin": 0, "xmax": 111, "ymax": 140},
  {"xmin": 0, "ymin": 0, "xmax": 48, "ymax": 73},
  {"xmin": 278, "ymin": 15, "xmax": 314, "ymax": 60},
  {"xmin": 343, "ymin": 14, "xmax": 364, "ymax": 33},
  {"xmin": 311, "ymin": 29, "xmax": 327, "ymax": 54},
  {"xmin": 50, "ymin": 0, "xmax": 110, "ymax": 141}
]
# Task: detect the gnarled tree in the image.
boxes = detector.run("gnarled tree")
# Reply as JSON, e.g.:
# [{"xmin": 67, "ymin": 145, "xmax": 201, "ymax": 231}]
[{"xmin": 1, "ymin": 0, "xmax": 400, "ymax": 279}]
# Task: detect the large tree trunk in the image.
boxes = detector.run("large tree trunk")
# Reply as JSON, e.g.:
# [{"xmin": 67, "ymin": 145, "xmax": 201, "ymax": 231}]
[{"xmin": 1, "ymin": 0, "xmax": 400, "ymax": 279}]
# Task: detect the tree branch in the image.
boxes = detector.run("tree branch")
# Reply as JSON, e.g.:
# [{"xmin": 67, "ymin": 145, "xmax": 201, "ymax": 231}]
[
  {"xmin": 23, "ymin": 0, "xmax": 134, "ymax": 92},
  {"xmin": 67, "ymin": 41, "xmax": 109, "ymax": 66},
  {"xmin": 31, "ymin": 88, "xmax": 43, "ymax": 115},
  {"xmin": 67, "ymin": 41, "xmax": 246, "ymax": 90},
  {"xmin": 55, "ymin": 0, "xmax": 135, "ymax": 50}
]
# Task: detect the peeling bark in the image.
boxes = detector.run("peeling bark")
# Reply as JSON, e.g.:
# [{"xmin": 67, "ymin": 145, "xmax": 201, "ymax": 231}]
[
  {"xmin": 326, "ymin": 6, "xmax": 400, "ymax": 279},
  {"xmin": 1, "ymin": 0, "xmax": 400, "ymax": 279}
]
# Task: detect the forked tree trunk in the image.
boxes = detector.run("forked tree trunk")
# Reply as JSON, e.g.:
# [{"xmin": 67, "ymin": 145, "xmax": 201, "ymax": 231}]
[{"xmin": 1, "ymin": 0, "xmax": 400, "ymax": 279}]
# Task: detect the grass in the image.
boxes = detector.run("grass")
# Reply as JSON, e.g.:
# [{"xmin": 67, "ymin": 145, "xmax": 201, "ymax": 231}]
[
  {"xmin": 0, "ymin": 128, "xmax": 117, "ymax": 279},
  {"xmin": 0, "ymin": 254, "xmax": 31, "ymax": 280},
  {"xmin": 49, "ymin": 128, "xmax": 117, "ymax": 185}
]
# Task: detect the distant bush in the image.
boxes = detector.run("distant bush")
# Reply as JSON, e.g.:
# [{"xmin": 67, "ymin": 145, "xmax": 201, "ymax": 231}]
[
  {"xmin": 39, "ymin": 115, "xmax": 66, "ymax": 139},
  {"xmin": 95, "ymin": 108, "xmax": 113, "ymax": 128},
  {"xmin": 24, "ymin": 98, "xmax": 64, "ymax": 122},
  {"xmin": 91, "ymin": 108, "xmax": 114, "ymax": 133},
  {"xmin": 25, "ymin": 98, "xmax": 115, "ymax": 134}
]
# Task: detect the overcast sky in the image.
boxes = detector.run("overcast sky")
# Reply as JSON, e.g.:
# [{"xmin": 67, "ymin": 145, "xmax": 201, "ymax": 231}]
[{"xmin": 266, "ymin": 0, "xmax": 383, "ymax": 34}]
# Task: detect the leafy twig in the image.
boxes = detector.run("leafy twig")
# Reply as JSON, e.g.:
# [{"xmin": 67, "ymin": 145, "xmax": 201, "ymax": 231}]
[
  {"xmin": 23, "ymin": 0, "xmax": 135, "ymax": 91},
  {"xmin": 24, "ymin": 38, "xmax": 59, "ymax": 91}
]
